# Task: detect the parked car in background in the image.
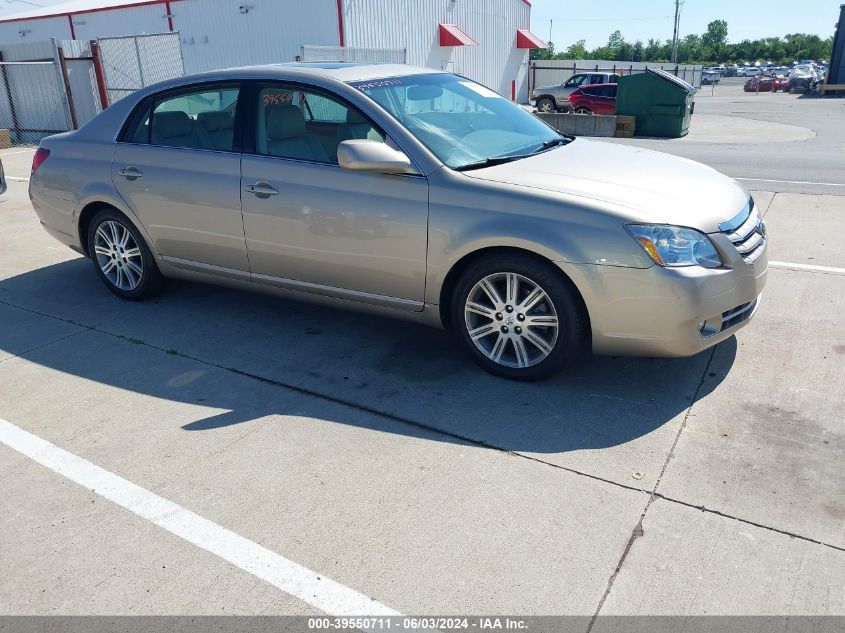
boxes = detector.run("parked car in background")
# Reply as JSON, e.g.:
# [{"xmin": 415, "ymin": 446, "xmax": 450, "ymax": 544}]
[
  {"xmin": 28, "ymin": 63, "xmax": 768, "ymax": 380},
  {"xmin": 724, "ymin": 65, "xmax": 739, "ymax": 77},
  {"xmin": 769, "ymin": 73, "xmax": 789, "ymax": 92},
  {"xmin": 532, "ymin": 72, "xmax": 621, "ymax": 112},
  {"xmin": 741, "ymin": 67, "xmax": 762, "ymax": 77},
  {"xmin": 568, "ymin": 83, "xmax": 617, "ymax": 115},
  {"xmin": 701, "ymin": 70, "xmax": 721, "ymax": 85},
  {"xmin": 744, "ymin": 75, "xmax": 776, "ymax": 92},
  {"xmin": 788, "ymin": 65, "xmax": 818, "ymax": 92}
]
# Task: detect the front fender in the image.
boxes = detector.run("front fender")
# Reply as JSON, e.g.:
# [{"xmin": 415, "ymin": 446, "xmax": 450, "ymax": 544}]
[{"xmin": 425, "ymin": 169, "xmax": 652, "ymax": 305}]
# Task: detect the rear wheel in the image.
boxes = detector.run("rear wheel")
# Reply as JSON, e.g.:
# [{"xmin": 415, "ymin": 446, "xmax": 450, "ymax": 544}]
[
  {"xmin": 452, "ymin": 254, "xmax": 588, "ymax": 381},
  {"xmin": 536, "ymin": 97, "xmax": 556, "ymax": 113},
  {"xmin": 88, "ymin": 208, "xmax": 163, "ymax": 301},
  {"xmin": 573, "ymin": 107, "xmax": 593, "ymax": 115}
]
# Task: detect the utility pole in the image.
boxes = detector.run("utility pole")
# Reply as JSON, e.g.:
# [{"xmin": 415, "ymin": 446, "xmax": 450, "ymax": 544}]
[
  {"xmin": 671, "ymin": 0, "xmax": 681, "ymax": 63},
  {"xmin": 548, "ymin": 19, "xmax": 553, "ymax": 59}
]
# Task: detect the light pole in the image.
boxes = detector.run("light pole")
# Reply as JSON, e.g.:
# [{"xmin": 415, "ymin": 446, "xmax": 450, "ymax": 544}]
[{"xmin": 671, "ymin": 0, "xmax": 681, "ymax": 63}]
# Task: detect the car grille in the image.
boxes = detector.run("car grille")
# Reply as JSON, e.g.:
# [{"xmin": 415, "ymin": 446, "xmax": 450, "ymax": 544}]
[
  {"xmin": 721, "ymin": 299, "xmax": 757, "ymax": 331},
  {"xmin": 719, "ymin": 199, "xmax": 767, "ymax": 264}
]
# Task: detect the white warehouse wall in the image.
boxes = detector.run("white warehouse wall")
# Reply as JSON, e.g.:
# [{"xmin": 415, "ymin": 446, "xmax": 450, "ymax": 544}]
[
  {"xmin": 0, "ymin": 0, "xmax": 535, "ymax": 98},
  {"xmin": 172, "ymin": 0, "xmax": 341, "ymax": 74},
  {"xmin": 0, "ymin": 16, "xmax": 71, "ymax": 46},
  {"xmin": 343, "ymin": 0, "xmax": 532, "ymax": 101},
  {"xmin": 71, "ymin": 4, "xmax": 171, "ymax": 41}
]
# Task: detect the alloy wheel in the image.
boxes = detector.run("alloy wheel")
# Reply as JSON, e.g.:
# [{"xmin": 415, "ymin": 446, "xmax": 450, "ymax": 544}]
[
  {"xmin": 464, "ymin": 272, "xmax": 559, "ymax": 369},
  {"xmin": 93, "ymin": 220, "xmax": 144, "ymax": 291}
]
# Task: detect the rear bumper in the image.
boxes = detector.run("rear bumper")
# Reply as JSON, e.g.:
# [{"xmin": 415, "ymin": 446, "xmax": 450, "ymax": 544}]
[
  {"xmin": 30, "ymin": 187, "xmax": 83, "ymax": 252},
  {"xmin": 558, "ymin": 244, "xmax": 768, "ymax": 358}
]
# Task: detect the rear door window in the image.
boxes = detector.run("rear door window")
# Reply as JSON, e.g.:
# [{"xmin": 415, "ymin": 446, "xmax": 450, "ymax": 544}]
[{"xmin": 125, "ymin": 84, "xmax": 240, "ymax": 152}]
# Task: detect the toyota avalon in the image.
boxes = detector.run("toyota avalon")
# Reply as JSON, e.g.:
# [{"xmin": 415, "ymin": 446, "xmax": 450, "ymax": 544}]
[{"xmin": 29, "ymin": 63, "xmax": 767, "ymax": 380}]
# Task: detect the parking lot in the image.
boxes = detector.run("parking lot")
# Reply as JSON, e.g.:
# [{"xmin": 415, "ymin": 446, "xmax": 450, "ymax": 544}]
[{"xmin": 1, "ymin": 79, "xmax": 843, "ymax": 625}]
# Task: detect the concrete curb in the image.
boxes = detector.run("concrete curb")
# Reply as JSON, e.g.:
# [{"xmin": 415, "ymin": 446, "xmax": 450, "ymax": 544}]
[{"xmin": 535, "ymin": 112, "xmax": 635, "ymax": 138}]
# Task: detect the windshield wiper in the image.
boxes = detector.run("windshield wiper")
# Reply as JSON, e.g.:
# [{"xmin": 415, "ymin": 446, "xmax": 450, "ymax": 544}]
[
  {"xmin": 454, "ymin": 136, "xmax": 573, "ymax": 172},
  {"xmin": 453, "ymin": 154, "xmax": 534, "ymax": 172},
  {"xmin": 537, "ymin": 136, "xmax": 572, "ymax": 151}
]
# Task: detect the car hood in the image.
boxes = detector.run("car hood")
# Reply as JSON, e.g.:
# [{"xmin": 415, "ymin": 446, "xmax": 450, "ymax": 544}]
[
  {"xmin": 463, "ymin": 139, "xmax": 749, "ymax": 232},
  {"xmin": 535, "ymin": 84, "xmax": 573, "ymax": 93}
]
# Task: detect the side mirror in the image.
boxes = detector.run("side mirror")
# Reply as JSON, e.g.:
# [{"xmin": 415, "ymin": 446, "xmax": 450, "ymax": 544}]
[{"xmin": 337, "ymin": 140, "xmax": 412, "ymax": 174}]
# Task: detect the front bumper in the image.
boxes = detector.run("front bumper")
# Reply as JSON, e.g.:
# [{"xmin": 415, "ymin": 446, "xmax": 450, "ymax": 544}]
[{"xmin": 558, "ymin": 238, "xmax": 768, "ymax": 358}]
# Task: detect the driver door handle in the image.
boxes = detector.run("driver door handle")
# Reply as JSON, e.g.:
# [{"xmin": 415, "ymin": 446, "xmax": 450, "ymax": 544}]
[
  {"xmin": 119, "ymin": 167, "xmax": 143, "ymax": 179},
  {"xmin": 244, "ymin": 182, "xmax": 279, "ymax": 197}
]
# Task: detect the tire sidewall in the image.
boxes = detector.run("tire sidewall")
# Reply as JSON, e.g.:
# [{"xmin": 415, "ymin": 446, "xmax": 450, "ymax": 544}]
[
  {"xmin": 537, "ymin": 98, "xmax": 555, "ymax": 113},
  {"xmin": 88, "ymin": 209, "xmax": 161, "ymax": 300},
  {"xmin": 451, "ymin": 255, "xmax": 587, "ymax": 381}
]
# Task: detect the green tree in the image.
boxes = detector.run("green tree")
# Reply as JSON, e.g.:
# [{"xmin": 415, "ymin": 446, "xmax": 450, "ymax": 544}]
[
  {"xmin": 555, "ymin": 23, "xmax": 832, "ymax": 66},
  {"xmin": 702, "ymin": 19, "xmax": 729, "ymax": 62},
  {"xmin": 564, "ymin": 39, "xmax": 588, "ymax": 59}
]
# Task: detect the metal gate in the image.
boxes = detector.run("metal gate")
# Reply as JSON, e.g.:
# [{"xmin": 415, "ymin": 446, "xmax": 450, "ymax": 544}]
[
  {"xmin": 97, "ymin": 32, "xmax": 184, "ymax": 104},
  {"xmin": 301, "ymin": 45, "xmax": 406, "ymax": 64},
  {"xmin": 0, "ymin": 58, "xmax": 73, "ymax": 146}
]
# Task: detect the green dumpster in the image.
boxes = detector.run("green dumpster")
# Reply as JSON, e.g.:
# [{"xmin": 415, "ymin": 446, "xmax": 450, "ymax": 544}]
[{"xmin": 616, "ymin": 68, "xmax": 696, "ymax": 138}]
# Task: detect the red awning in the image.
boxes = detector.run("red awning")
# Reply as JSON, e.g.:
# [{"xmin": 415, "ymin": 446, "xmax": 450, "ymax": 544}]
[
  {"xmin": 516, "ymin": 28, "xmax": 547, "ymax": 49},
  {"xmin": 439, "ymin": 23, "xmax": 478, "ymax": 47}
]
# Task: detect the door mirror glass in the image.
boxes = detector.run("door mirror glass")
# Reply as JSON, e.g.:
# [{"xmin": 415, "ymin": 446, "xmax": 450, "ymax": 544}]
[{"xmin": 337, "ymin": 139, "xmax": 412, "ymax": 174}]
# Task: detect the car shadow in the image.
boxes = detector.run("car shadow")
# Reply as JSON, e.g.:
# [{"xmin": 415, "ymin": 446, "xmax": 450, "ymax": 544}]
[{"xmin": 1, "ymin": 259, "xmax": 737, "ymax": 455}]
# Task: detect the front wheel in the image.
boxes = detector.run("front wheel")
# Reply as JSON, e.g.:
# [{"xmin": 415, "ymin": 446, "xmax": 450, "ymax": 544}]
[
  {"xmin": 88, "ymin": 208, "xmax": 163, "ymax": 300},
  {"xmin": 452, "ymin": 254, "xmax": 588, "ymax": 381}
]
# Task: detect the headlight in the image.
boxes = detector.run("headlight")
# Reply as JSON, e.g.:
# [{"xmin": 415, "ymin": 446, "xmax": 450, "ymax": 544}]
[{"xmin": 625, "ymin": 224, "xmax": 722, "ymax": 268}]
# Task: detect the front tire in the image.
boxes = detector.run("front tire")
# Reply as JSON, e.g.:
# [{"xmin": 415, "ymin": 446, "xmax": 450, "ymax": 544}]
[
  {"xmin": 87, "ymin": 208, "xmax": 163, "ymax": 300},
  {"xmin": 451, "ymin": 254, "xmax": 588, "ymax": 381}
]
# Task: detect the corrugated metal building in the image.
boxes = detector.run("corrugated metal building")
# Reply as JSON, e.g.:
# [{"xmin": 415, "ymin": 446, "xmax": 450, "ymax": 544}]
[{"xmin": 0, "ymin": 0, "xmax": 544, "ymax": 101}]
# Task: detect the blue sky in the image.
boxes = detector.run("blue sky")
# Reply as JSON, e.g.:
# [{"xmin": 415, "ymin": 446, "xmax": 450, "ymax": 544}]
[
  {"xmin": 529, "ymin": 0, "xmax": 839, "ymax": 49},
  {"xmin": 0, "ymin": 0, "xmax": 839, "ymax": 49}
]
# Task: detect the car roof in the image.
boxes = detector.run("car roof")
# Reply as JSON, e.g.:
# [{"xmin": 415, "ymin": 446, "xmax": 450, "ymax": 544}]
[{"xmin": 191, "ymin": 62, "xmax": 443, "ymax": 83}]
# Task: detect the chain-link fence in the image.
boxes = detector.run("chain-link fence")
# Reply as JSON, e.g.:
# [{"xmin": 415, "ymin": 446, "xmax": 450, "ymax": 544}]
[
  {"xmin": 98, "ymin": 32, "xmax": 184, "ymax": 104},
  {"xmin": 0, "ymin": 60, "xmax": 72, "ymax": 146},
  {"xmin": 301, "ymin": 45, "xmax": 406, "ymax": 64}
]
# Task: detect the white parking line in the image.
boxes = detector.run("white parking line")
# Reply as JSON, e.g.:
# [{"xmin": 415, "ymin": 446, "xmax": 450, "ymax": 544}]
[
  {"xmin": 734, "ymin": 177, "xmax": 845, "ymax": 187},
  {"xmin": 0, "ymin": 417, "xmax": 401, "ymax": 619},
  {"xmin": 8, "ymin": 176, "xmax": 29, "ymax": 182},
  {"xmin": 770, "ymin": 261, "xmax": 845, "ymax": 274},
  {"xmin": 0, "ymin": 149, "xmax": 35, "ymax": 156}
]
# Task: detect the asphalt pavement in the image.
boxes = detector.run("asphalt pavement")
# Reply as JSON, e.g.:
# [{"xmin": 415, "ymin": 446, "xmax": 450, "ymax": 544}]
[{"xmin": 604, "ymin": 78, "xmax": 845, "ymax": 195}]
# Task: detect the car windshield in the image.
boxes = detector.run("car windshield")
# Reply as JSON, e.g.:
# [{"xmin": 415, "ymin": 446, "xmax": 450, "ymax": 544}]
[{"xmin": 349, "ymin": 73, "xmax": 564, "ymax": 170}]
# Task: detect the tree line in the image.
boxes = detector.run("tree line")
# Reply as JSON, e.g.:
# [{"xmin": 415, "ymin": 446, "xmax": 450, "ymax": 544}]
[{"xmin": 531, "ymin": 20, "xmax": 834, "ymax": 65}]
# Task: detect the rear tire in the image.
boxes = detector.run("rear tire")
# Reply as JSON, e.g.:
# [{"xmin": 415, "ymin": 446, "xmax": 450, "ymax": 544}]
[
  {"xmin": 451, "ymin": 254, "xmax": 588, "ymax": 381},
  {"xmin": 87, "ymin": 208, "xmax": 163, "ymax": 301},
  {"xmin": 536, "ymin": 97, "xmax": 556, "ymax": 113},
  {"xmin": 574, "ymin": 107, "xmax": 592, "ymax": 115}
]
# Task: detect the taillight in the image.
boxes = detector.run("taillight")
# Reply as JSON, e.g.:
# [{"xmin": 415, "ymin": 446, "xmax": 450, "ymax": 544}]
[{"xmin": 31, "ymin": 148, "xmax": 50, "ymax": 174}]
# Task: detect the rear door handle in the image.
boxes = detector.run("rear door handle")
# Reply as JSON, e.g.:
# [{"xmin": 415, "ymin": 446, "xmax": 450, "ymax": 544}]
[
  {"xmin": 119, "ymin": 167, "xmax": 143, "ymax": 179},
  {"xmin": 244, "ymin": 182, "xmax": 279, "ymax": 197}
]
